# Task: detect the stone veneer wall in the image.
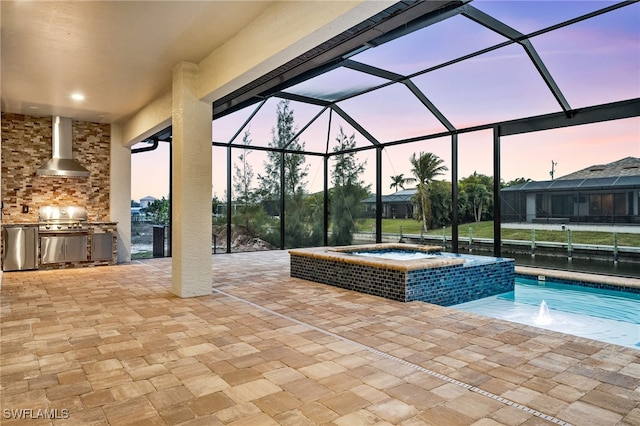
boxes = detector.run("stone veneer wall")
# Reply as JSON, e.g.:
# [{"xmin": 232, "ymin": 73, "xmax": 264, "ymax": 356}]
[
  {"xmin": 290, "ymin": 254, "xmax": 515, "ymax": 306},
  {"xmin": 1, "ymin": 113, "xmax": 111, "ymax": 223}
]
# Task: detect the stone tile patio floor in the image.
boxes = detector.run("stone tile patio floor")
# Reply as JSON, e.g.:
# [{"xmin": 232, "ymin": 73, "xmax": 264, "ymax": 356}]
[{"xmin": 1, "ymin": 250, "xmax": 639, "ymax": 425}]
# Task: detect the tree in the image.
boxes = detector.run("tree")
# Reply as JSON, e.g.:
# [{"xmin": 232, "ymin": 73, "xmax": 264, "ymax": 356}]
[
  {"xmin": 257, "ymin": 100, "xmax": 308, "ymax": 201},
  {"xmin": 231, "ymin": 132, "xmax": 264, "ymax": 232},
  {"xmin": 502, "ymin": 177, "xmax": 531, "ymax": 188},
  {"xmin": 146, "ymin": 197, "xmax": 169, "ymax": 225},
  {"xmin": 389, "ymin": 174, "xmax": 407, "ymax": 192},
  {"xmin": 330, "ymin": 127, "xmax": 369, "ymax": 245},
  {"xmin": 233, "ymin": 130, "xmax": 255, "ymax": 206},
  {"xmin": 305, "ymin": 192, "xmax": 325, "ymax": 245},
  {"xmin": 465, "ymin": 183, "xmax": 492, "ymax": 222},
  {"xmin": 429, "ymin": 180, "xmax": 452, "ymax": 228},
  {"xmin": 256, "ymin": 100, "xmax": 312, "ymax": 248},
  {"xmin": 408, "ymin": 152, "xmax": 448, "ymax": 232},
  {"xmin": 459, "ymin": 172, "xmax": 493, "ymax": 222},
  {"xmin": 212, "ymin": 195, "xmax": 220, "ymax": 215}
]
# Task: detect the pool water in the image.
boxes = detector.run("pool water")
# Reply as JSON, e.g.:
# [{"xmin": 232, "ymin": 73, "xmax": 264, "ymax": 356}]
[{"xmin": 453, "ymin": 277, "xmax": 640, "ymax": 349}]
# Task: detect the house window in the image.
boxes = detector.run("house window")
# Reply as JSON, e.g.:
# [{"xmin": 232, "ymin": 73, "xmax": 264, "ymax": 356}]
[
  {"xmin": 589, "ymin": 194, "xmax": 601, "ymax": 215},
  {"xmin": 613, "ymin": 193, "xmax": 626, "ymax": 217},
  {"xmin": 601, "ymin": 194, "xmax": 613, "ymax": 216},
  {"xmin": 536, "ymin": 193, "xmax": 546, "ymax": 217},
  {"xmin": 551, "ymin": 194, "xmax": 572, "ymax": 216},
  {"xmin": 574, "ymin": 195, "xmax": 588, "ymax": 217}
]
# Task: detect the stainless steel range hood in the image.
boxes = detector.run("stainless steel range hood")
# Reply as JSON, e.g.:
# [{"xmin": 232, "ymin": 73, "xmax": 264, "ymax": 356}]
[{"xmin": 36, "ymin": 116, "xmax": 90, "ymax": 177}]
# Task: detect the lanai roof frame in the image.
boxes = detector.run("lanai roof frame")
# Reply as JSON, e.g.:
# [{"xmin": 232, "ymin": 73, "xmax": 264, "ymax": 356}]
[
  {"xmin": 212, "ymin": 0, "xmax": 639, "ymax": 156},
  {"xmin": 140, "ymin": 0, "xmax": 640, "ymax": 255}
]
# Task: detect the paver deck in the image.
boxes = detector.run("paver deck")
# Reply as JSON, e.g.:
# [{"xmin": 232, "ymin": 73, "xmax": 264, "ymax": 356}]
[{"xmin": 1, "ymin": 250, "xmax": 638, "ymax": 425}]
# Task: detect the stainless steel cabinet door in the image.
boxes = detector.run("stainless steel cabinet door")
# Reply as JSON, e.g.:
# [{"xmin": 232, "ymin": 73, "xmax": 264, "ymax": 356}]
[
  {"xmin": 41, "ymin": 236, "xmax": 65, "ymax": 264},
  {"xmin": 92, "ymin": 233, "xmax": 113, "ymax": 261},
  {"xmin": 65, "ymin": 236, "xmax": 88, "ymax": 262},
  {"xmin": 2, "ymin": 227, "xmax": 38, "ymax": 271}
]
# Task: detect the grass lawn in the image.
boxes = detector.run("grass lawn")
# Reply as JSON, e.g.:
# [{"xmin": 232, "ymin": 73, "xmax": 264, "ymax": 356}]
[
  {"xmin": 132, "ymin": 251, "xmax": 153, "ymax": 260},
  {"xmin": 357, "ymin": 218, "xmax": 638, "ymax": 246}
]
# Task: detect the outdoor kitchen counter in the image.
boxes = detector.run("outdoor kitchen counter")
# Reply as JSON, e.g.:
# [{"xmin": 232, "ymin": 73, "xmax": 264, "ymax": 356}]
[
  {"xmin": 1, "ymin": 221, "xmax": 118, "ymax": 227},
  {"xmin": 88, "ymin": 221, "xmax": 118, "ymax": 232},
  {"xmin": 37, "ymin": 222, "xmax": 118, "ymax": 270}
]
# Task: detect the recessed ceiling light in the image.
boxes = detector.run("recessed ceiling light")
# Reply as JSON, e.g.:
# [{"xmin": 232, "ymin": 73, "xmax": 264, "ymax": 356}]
[{"xmin": 71, "ymin": 93, "xmax": 85, "ymax": 101}]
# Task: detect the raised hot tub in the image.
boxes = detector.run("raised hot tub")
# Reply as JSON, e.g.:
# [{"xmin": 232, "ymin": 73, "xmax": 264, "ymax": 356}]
[{"xmin": 289, "ymin": 243, "xmax": 515, "ymax": 306}]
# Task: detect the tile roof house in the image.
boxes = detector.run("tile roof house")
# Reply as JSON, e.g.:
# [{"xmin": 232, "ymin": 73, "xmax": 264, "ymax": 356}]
[
  {"xmin": 501, "ymin": 157, "xmax": 640, "ymax": 224},
  {"xmin": 362, "ymin": 188, "xmax": 417, "ymax": 219}
]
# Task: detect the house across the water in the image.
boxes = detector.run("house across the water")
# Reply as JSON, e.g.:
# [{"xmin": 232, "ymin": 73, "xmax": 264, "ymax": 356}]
[
  {"xmin": 363, "ymin": 188, "xmax": 416, "ymax": 219},
  {"xmin": 501, "ymin": 157, "xmax": 640, "ymax": 224}
]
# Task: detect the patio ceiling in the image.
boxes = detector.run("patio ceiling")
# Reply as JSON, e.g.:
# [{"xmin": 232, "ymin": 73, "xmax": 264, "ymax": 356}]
[
  {"xmin": 208, "ymin": 0, "xmax": 640, "ymax": 156},
  {"xmin": 0, "ymin": 1, "xmax": 276, "ymax": 123}
]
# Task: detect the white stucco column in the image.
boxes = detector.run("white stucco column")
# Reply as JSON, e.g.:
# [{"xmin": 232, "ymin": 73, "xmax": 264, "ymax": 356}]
[
  {"xmin": 110, "ymin": 123, "xmax": 132, "ymax": 263},
  {"xmin": 171, "ymin": 62, "xmax": 212, "ymax": 297}
]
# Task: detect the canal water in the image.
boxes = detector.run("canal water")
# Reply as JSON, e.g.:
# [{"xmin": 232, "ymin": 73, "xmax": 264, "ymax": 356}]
[{"xmin": 509, "ymin": 253, "xmax": 640, "ymax": 279}]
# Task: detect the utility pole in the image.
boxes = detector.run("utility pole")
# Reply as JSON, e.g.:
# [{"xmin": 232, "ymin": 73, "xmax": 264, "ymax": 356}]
[{"xmin": 550, "ymin": 160, "xmax": 558, "ymax": 180}]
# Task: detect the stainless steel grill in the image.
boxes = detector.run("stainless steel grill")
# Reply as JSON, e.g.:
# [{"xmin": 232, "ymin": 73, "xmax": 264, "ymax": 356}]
[{"xmin": 38, "ymin": 206, "xmax": 88, "ymax": 233}]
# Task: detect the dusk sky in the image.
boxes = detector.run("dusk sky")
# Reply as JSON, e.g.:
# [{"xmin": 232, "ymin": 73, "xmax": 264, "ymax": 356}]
[{"xmin": 131, "ymin": 1, "xmax": 639, "ymax": 202}]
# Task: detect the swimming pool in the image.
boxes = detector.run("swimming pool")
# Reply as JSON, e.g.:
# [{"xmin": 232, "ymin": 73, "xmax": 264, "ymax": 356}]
[{"xmin": 453, "ymin": 276, "xmax": 640, "ymax": 349}]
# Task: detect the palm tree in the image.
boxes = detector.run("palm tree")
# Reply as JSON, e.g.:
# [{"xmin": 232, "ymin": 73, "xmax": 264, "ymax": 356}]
[
  {"xmin": 408, "ymin": 152, "xmax": 448, "ymax": 231},
  {"xmin": 460, "ymin": 172, "xmax": 494, "ymax": 222},
  {"xmin": 465, "ymin": 182, "xmax": 492, "ymax": 222},
  {"xmin": 389, "ymin": 174, "xmax": 406, "ymax": 192}
]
